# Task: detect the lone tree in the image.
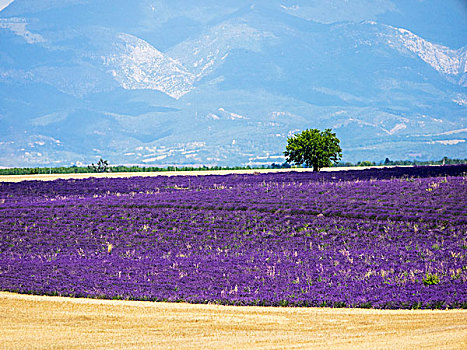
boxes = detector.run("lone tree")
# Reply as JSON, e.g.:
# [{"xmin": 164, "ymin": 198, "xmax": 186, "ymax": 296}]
[
  {"xmin": 284, "ymin": 128, "xmax": 342, "ymax": 171},
  {"xmin": 88, "ymin": 158, "xmax": 109, "ymax": 173}
]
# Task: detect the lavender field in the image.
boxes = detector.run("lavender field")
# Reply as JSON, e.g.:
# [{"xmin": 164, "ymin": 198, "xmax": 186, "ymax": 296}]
[{"xmin": 0, "ymin": 166, "xmax": 466, "ymax": 309}]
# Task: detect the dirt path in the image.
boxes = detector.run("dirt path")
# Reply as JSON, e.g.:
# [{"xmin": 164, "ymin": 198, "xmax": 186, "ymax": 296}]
[{"xmin": 1, "ymin": 292, "xmax": 466, "ymax": 349}]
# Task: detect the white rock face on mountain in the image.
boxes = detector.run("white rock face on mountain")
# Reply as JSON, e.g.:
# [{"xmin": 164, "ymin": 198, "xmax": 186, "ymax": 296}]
[
  {"xmin": 0, "ymin": 0, "xmax": 14, "ymax": 11},
  {"xmin": 376, "ymin": 22, "xmax": 467, "ymax": 80},
  {"xmin": 102, "ymin": 23, "xmax": 276, "ymax": 99},
  {"xmin": 102, "ymin": 33, "xmax": 195, "ymax": 99},
  {"xmin": 0, "ymin": 0, "xmax": 14, "ymax": 12},
  {"xmin": 396, "ymin": 27, "xmax": 466, "ymax": 76}
]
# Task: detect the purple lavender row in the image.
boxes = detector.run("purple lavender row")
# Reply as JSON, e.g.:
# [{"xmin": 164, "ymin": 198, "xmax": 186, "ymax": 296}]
[{"xmin": 1, "ymin": 165, "xmax": 465, "ymax": 204}]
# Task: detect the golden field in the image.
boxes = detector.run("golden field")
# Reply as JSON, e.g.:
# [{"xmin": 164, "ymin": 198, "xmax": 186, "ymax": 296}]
[{"xmin": 1, "ymin": 292, "xmax": 466, "ymax": 349}]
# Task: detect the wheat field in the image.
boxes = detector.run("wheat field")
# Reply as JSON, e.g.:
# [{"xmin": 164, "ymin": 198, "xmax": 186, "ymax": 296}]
[{"xmin": 1, "ymin": 292, "xmax": 466, "ymax": 349}]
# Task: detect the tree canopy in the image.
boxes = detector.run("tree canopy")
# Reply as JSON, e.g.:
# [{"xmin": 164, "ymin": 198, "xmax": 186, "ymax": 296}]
[
  {"xmin": 88, "ymin": 158, "xmax": 109, "ymax": 173},
  {"xmin": 284, "ymin": 128, "xmax": 342, "ymax": 171}
]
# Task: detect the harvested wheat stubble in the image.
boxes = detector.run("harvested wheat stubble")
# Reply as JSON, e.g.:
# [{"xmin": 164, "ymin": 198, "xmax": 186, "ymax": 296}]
[{"xmin": 0, "ymin": 292, "xmax": 466, "ymax": 350}]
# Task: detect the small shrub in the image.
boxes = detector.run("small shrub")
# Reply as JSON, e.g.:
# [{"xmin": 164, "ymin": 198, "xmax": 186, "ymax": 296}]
[{"xmin": 423, "ymin": 273, "xmax": 440, "ymax": 286}]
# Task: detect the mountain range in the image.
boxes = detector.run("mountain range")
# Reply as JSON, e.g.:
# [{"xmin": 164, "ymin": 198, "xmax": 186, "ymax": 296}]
[{"xmin": 0, "ymin": 0, "xmax": 466, "ymax": 167}]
